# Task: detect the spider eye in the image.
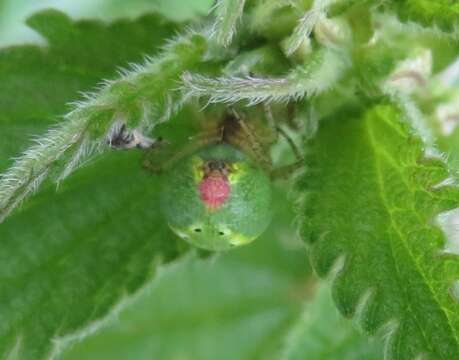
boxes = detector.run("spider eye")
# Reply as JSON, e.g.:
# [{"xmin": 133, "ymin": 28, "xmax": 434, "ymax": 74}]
[
  {"xmin": 218, "ymin": 231, "xmax": 225, "ymax": 236},
  {"xmin": 194, "ymin": 228, "xmax": 202, "ymax": 233}
]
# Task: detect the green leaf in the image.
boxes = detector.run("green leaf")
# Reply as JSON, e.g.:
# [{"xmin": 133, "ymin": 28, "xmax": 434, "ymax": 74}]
[
  {"xmin": 439, "ymin": 127, "xmax": 459, "ymax": 172},
  {"xmin": 0, "ymin": 0, "xmax": 213, "ymax": 45},
  {"xmin": 0, "ymin": 10, "xmax": 191, "ymax": 359},
  {"xmin": 0, "ymin": 10, "xmax": 211, "ymax": 223},
  {"xmin": 298, "ymin": 104, "xmax": 459, "ymax": 359},
  {"xmin": 0, "ymin": 9, "xmax": 177, "ymax": 169},
  {"xmin": 3, "ymin": 1, "xmax": 458, "ymax": 358},
  {"xmin": 329, "ymin": 0, "xmax": 459, "ymax": 34},
  {"xmin": 0, "ymin": 152, "xmax": 184, "ymax": 359},
  {"xmin": 182, "ymin": 48, "xmax": 350, "ymax": 105},
  {"xmin": 59, "ymin": 186, "xmax": 310, "ymax": 360},
  {"xmin": 284, "ymin": 0, "xmax": 331, "ymax": 56},
  {"xmin": 60, "ymin": 246, "xmax": 301, "ymax": 360},
  {"xmin": 211, "ymin": 0, "xmax": 247, "ymax": 47},
  {"xmin": 282, "ymin": 283, "xmax": 384, "ymax": 360},
  {"xmin": 388, "ymin": 0, "xmax": 459, "ymax": 33},
  {"xmin": 87, "ymin": 0, "xmax": 214, "ymax": 22}
]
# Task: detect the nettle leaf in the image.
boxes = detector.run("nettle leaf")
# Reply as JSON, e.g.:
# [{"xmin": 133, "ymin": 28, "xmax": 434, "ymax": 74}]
[
  {"xmin": 60, "ymin": 187, "xmax": 309, "ymax": 360},
  {"xmin": 298, "ymin": 104, "xmax": 459, "ymax": 359},
  {"xmin": 62, "ymin": 256, "xmax": 298, "ymax": 360},
  {"xmin": 0, "ymin": 10, "xmax": 195, "ymax": 359},
  {"xmin": 182, "ymin": 48, "xmax": 350, "ymax": 105},
  {"xmin": 211, "ymin": 0, "xmax": 247, "ymax": 47},
  {"xmin": 281, "ymin": 283, "xmax": 383, "ymax": 360},
  {"xmin": 0, "ymin": 9, "xmax": 210, "ymax": 222},
  {"xmin": 0, "ymin": 0, "xmax": 213, "ymax": 46},
  {"xmin": 0, "ymin": 9, "xmax": 177, "ymax": 169},
  {"xmin": 387, "ymin": 0, "xmax": 459, "ymax": 33},
  {"xmin": 0, "ymin": 152, "xmax": 184, "ymax": 359},
  {"xmin": 329, "ymin": 0, "xmax": 459, "ymax": 34}
]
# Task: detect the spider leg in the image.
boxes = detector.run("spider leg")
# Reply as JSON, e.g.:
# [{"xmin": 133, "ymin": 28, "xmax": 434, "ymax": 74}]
[
  {"xmin": 263, "ymin": 103, "xmax": 305, "ymax": 179},
  {"xmin": 263, "ymin": 103, "xmax": 303, "ymax": 161},
  {"xmin": 263, "ymin": 103, "xmax": 277, "ymax": 135},
  {"xmin": 285, "ymin": 102, "xmax": 303, "ymax": 131},
  {"xmin": 225, "ymin": 109, "xmax": 273, "ymax": 173},
  {"xmin": 142, "ymin": 128, "xmax": 222, "ymax": 174},
  {"xmin": 275, "ymin": 126, "xmax": 303, "ymax": 162},
  {"xmin": 270, "ymin": 160, "xmax": 304, "ymax": 179}
]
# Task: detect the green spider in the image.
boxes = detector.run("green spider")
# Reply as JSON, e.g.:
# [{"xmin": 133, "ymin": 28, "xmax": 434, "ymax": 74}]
[{"xmin": 113, "ymin": 108, "xmax": 303, "ymax": 251}]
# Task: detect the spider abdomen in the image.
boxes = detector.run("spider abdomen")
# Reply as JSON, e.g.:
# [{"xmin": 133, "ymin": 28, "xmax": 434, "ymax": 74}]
[
  {"xmin": 199, "ymin": 174, "xmax": 231, "ymax": 210},
  {"xmin": 160, "ymin": 144, "xmax": 272, "ymax": 251}
]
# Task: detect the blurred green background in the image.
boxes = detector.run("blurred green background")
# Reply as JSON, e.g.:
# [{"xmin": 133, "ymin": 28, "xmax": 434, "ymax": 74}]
[{"xmin": 0, "ymin": 0, "xmax": 213, "ymax": 46}]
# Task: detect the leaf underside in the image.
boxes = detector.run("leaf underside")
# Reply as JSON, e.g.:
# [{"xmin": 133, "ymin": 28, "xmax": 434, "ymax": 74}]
[
  {"xmin": 298, "ymin": 104, "xmax": 459, "ymax": 359},
  {"xmin": 0, "ymin": 9, "xmax": 177, "ymax": 170},
  {"xmin": 60, "ymin": 186, "xmax": 309, "ymax": 360},
  {"xmin": 283, "ymin": 283, "xmax": 383, "ymax": 360},
  {"xmin": 0, "ymin": 11, "xmax": 187, "ymax": 359}
]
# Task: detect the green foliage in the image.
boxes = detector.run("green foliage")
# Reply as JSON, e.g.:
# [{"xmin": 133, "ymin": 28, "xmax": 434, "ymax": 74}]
[
  {"xmin": 1, "ymin": 0, "xmax": 459, "ymax": 359},
  {"xmin": 0, "ymin": 152, "xmax": 184, "ymax": 359},
  {"xmin": 0, "ymin": 10, "xmax": 177, "ymax": 170},
  {"xmin": 330, "ymin": 0, "xmax": 459, "ymax": 34},
  {"xmin": 183, "ymin": 48, "xmax": 350, "ymax": 105},
  {"xmin": 388, "ymin": 0, "xmax": 459, "ymax": 33},
  {"xmin": 211, "ymin": 0, "xmax": 247, "ymax": 47},
  {"xmin": 0, "ymin": 10, "xmax": 189, "ymax": 358},
  {"xmin": 282, "ymin": 283, "xmax": 383, "ymax": 360},
  {"xmin": 298, "ymin": 104, "xmax": 459, "ymax": 359},
  {"xmin": 0, "ymin": 10, "xmax": 211, "ymax": 222},
  {"xmin": 0, "ymin": 0, "xmax": 214, "ymax": 45},
  {"xmin": 60, "ymin": 215, "xmax": 308, "ymax": 360},
  {"xmin": 60, "ymin": 199, "xmax": 382, "ymax": 360}
]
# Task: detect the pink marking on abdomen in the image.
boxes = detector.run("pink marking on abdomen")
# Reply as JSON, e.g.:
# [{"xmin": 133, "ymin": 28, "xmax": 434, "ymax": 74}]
[{"xmin": 199, "ymin": 175, "xmax": 231, "ymax": 210}]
